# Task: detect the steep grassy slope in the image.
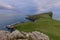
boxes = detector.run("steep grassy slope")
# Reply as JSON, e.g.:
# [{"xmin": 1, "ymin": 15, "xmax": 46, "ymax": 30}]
[{"xmin": 15, "ymin": 12, "xmax": 60, "ymax": 40}]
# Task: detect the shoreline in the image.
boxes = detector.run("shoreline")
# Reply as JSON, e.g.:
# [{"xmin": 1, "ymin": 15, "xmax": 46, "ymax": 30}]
[
  {"xmin": 5, "ymin": 12, "xmax": 53, "ymax": 32},
  {"xmin": 5, "ymin": 19, "xmax": 31, "ymax": 32}
]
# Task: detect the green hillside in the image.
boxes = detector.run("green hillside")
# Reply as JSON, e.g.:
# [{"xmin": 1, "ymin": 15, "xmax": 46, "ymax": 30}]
[{"xmin": 15, "ymin": 12, "xmax": 60, "ymax": 40}]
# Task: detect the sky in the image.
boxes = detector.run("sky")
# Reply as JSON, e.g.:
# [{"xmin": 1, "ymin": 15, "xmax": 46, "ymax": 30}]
[{"xmin": 0, "ymin": 0, "xmax": 60, "ymax": 19}]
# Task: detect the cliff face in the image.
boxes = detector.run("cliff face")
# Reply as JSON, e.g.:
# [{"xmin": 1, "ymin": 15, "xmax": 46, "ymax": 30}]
[{"xmin": 26, "ymin": 12, "xmax": 53, "ymax": 22}]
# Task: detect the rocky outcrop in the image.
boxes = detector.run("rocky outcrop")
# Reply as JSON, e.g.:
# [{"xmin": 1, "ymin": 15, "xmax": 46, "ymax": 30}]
[
  {"xmin": 10, "ymin": 30, "xmax": 26, "ymax": 39},
  {"xmin": 28, "ymin": 31, "xmax": 49, "ymax": 40},
  {"xmin": 6, "ymin": 22, "xmax": 20, "ymax": 29},
  {"xmin": 6, "ymin": 25, "xmax": 15, "ymax": 32},
  {"xmin": 0, "ymin": 30, "xmax": 49, "ymax": 40},
  {"xmin": 10, "ymin": 30, "xmax": 49, "ymax": 40},
  {"xmin": 0, "ymin": 30, "xmax": 10, "ymax": 40}
]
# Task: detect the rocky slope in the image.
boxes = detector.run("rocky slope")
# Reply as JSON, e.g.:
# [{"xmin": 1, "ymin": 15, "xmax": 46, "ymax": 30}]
[{"xmin": 0, "ymin": 30, "xmax": 49, "ymax": 40}]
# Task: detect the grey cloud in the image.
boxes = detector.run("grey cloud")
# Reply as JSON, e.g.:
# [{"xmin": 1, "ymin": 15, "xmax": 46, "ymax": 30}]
[{"xmin": 0, "ymin": 3, "xmax": 15, "ymax": 10}]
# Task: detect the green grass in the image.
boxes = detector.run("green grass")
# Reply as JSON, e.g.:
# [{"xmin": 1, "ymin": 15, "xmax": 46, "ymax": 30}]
[{"xmin": 15, "ymin": 12, "xmax": 60, "ymax": 40}]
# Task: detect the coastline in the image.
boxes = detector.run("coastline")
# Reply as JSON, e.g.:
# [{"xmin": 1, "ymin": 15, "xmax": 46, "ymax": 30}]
[
  {"xmin": 5, "ymin": 19, "xmax": 30, "ymax": 32},
  {"xmin": 6, "ymin": 12, "xmax": 53, "ymax": 32}
]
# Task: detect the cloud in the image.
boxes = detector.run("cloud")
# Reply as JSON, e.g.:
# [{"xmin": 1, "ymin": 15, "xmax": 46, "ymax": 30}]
[
  {"xmin": 0, "ymin": 2, "xmax": 15, "ymax": 10},
  {"xmin": 0, "ymin": 0, "xmax": 60, "ymax": 14},
  {"xmin": 33, "ymin": 0, "xmax": 60, "ymax": 13}
]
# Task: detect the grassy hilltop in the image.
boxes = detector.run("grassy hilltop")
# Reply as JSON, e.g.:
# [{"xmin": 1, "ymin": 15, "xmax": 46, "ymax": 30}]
[{"xmin": 15, "ymin": 12, "xmax": 60, "ymax": 40}]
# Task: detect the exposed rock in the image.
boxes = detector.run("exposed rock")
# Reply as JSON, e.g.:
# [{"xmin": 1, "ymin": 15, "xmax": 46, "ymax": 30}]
[
  {"xmin": 17, "ymin": 39, "xmax": 28, "ymax": 40},
  {"xmin": 10, "ymin": 30, "xmax": 26, "ymax": 39},
  {"xmin": 9, "ymin": 30, "xmax": 49, "ymax": 40},
  {"xmin": 28, "ymin": 32, "xmax": 37, "ymax": 40},
  {"xmin": 6, "ymin": 25, "xmax": 14, "ymax": 29},
  {"xmin": 6, "ymin": 25, "xmax": 15, "ymax": 32},
  {"xmin": 31, "ymin": 31, "xmax": 49, "ymax": 40},
  {"xmin": 21, "ymin": 31, "xmax": 29, "ymax": 38},
  {"xmin": 6, "ymin": 22, "xmax": 20, "ymax": 29},
  {"xmin": 0, "ymin": 30, "xmax": 10, "ymax": 40},
  {"xmin": 0, "ymin": 30, "xmax": 49, "ymax": 40}
]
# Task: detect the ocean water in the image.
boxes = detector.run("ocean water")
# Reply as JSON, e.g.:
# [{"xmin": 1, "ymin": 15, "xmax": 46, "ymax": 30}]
[{"xmin": 0, "ymin": 13, "xmax": 30, "ymax": 30}]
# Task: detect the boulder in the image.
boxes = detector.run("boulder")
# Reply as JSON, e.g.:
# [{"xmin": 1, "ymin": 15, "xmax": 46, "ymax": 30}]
[
  {"xmin": 10, "ymin": 30, "xmax": 26, "ymax": 39},
  {"xmin": 28, "ymin": 32, "xmax": 37, "ymax": 40},
  {"xmin": 21, "ymin": 31, "xmax": 29, "ymax": 38},
  {"xmin": 32, "ymin": 31, "xmax": 49, "ymax": 40}
]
